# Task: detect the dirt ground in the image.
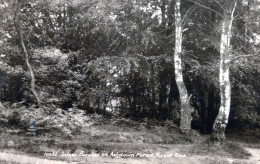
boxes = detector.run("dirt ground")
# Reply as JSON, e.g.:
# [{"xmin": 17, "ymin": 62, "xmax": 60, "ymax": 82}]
[{"xmin": 0, "ymin": 144, "xmax": 259, "ymax": 164}]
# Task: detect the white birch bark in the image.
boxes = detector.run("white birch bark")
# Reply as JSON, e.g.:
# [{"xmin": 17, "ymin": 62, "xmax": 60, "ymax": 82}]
[
  {"xmin": 174, "ymin": 0, "xmax": 192, "ymax": 132},
  {"xmin": 212, "ymin": 1, "xmax": 237, "ymax": 141}
]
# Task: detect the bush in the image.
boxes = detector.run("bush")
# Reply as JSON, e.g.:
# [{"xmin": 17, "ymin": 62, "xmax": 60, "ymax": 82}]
[{"xmin": 0, "ymin": 104, "xmax": 88, "ymax": 138}]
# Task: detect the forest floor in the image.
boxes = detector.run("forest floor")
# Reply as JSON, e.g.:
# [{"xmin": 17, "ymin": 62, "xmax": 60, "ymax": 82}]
[
  {"xmin": 0, "ymin": 144, "xmax": 260, "ymax": 164},
  {"xmin": 0, "ymin": 114, "xmax": 259, "ymax": 164}
]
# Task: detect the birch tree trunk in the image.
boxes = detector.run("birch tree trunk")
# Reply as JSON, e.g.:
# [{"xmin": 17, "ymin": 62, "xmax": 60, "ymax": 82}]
[
  {"xmin": 174, "ymin": 0, "xmax": 192, "ymax": 132},
  {"xmin": 14, "ymin": 1, "xmax": 42, "ymax": 108},
  {"xmin": 212, "ymin": 1, "xmax": 237, "ymax": 141}
]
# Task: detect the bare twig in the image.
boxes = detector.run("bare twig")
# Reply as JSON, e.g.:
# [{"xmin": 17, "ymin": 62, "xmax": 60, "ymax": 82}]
[
  {"xmin": 212, "ymin": 0, "xmax": 225, "ymax": 11},
  {"xmin": 233, "ymin": 14, "xmax": 257, "ymax": 20},
  {"xmin": 182, "ymin": 5, "xmax": 198, "ymax": 27},
  {"xmin": 187, "ymin": 0, "xmax": 223, "ymax": 18},
  {"xmin": 231, "ymin": 1, "xmax": 237, "ymax": 19},
  {"xmin": 188, "ymin": 94, "xmax": 193, "ymax": 103}
]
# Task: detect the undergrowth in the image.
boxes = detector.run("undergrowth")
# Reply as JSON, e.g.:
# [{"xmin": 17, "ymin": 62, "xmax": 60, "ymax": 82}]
[
  {"xmin": 0, "ymin": 104, "xmax": 88, "ymax": 139},
  {"xmin": 189, "ymin": 139, "xmax": 252, "ymax": 159},
  {"xmin": 0, "ymin": 104, "xmax": 256, "ymax": 160}
]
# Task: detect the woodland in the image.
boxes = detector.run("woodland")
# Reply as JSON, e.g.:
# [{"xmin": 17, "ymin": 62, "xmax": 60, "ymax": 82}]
[{"xmin": 0, "ymin": 0, "xmax": 260, "ymax": 162}]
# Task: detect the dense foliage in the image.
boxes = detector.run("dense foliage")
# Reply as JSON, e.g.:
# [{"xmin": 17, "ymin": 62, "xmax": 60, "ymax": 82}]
[{"xmin": 0, "ymin": 0, "xmax": 259, "ymax": 135}]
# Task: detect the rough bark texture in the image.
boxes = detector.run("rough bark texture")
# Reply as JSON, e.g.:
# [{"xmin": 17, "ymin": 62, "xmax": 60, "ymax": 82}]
[
  {"xmin": 212, "ymin": 1, "xmax": 237, "ymax": 141},
  {"xmin": 15, "ymin": 1, "xmax": 42, "ymax": 108},
  {"xmin": 174, "ymin": 0, "xmax": 192, "ymax": 132}
]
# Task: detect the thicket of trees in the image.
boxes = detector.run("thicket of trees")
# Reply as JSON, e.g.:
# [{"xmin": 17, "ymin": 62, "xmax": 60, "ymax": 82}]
[{"xmin": 0, "ymin": 0, "xmax": 260, "ymax": 141}]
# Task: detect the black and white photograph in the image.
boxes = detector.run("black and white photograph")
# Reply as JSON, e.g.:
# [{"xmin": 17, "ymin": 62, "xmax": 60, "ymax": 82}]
[{"xmin": 0, "ymin": 0, "xmax": 260, "ymax": 163}]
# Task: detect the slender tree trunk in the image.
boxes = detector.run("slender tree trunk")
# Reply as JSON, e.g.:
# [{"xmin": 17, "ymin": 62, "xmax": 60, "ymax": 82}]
[
  {"xmin": 0, "ymin": 73, "xmax": 2, "ymax": 101},
  {"xmin": 244, "ymin": 1, "xmax": 250, "ymax": 43},
  {"xmin": 161, "ymin": 0, "xmax": 166, "ymax": 28},
  {"xmin": 174, "ymin": 0, "xmax": 192, "ymax": 132},
  {"xmin": 158, "ymin": 73, "xmax": 167, "ymax": 120},
  {"xmin": 212, "ymin": 1, "xmax": 237, "ymax": 141},
  {"xmin": 19, "ymin": 26, "xmax": 42, "ymax": 108},
  {"xmin": 0, "ymin": 72, "xmax": 4, "ymax": 109},
  {"xmin": 14, "ymin": 1, "xmax": 41, "ymax": 108},
  {"xmin": 150, "ymin": 63, "xmax": 157, "ymax": 118},
  {"xmin": 167, "ymin": 82, "xmax": 174, "ymax": 120},
  {"xmin": 103, "ymin": 82, "xmax": 107, "ymax": 115},
  {"xmin": 4, "ymin": 72, "xmax": 7, "ymax": 101}
]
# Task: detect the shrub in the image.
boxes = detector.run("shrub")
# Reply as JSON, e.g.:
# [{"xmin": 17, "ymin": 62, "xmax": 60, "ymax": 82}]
[{"xmin": 0, "ymin": 104, "xmax": 88, "ymax": 138}]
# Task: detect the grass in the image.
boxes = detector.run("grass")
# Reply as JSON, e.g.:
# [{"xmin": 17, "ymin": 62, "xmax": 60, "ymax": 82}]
[
  {"xmin": 226, "ymin": 129, "xmax": 260, "ymax": 143},
  {"xmin": 85, "ymin": 116, "xmax": 201, "ymax": 145},
  {"xmin": 0, "ymin": 114, "xmax": 259, "ymax": 162},
  {"xmin": 189, "ymin": 138, "xmax": 252, "ymax": 159},
  {"xmin": 0, "ymin": 115, "xmax": 197, "ymax": 159}
]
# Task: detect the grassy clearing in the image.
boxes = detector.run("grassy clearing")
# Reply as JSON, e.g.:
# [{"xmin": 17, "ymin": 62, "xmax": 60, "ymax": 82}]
[
  {"xmin": 0, "ymin": 114, "xmax": 196, "ymax": 156},
  {"xmin": 0, "ymin": 113, "xmax": 259, "ymax": 162}
]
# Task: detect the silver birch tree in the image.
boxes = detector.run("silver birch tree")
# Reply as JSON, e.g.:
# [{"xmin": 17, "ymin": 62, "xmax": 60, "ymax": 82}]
[
  {"xmin": 174, "ymin": 0, "xmax": 193, "ymax": 132},
  {"xmin": 211, "ymin": 0, "xmax": 237, "ymax": 141}
]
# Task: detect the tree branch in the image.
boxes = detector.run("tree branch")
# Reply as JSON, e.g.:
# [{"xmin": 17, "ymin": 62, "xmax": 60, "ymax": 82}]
[
  {"xmin": 188, "ymin": 94, "xmax": 193, "ymax": 103},
  {"xmin": 231, "ymin": 1, "xmax": 237, "ymax": 19},
  {"xmin": 233, "ymin": 14, "xmax": 257, "ymax": 21},
  {"xmin": 187, "ymin": 0, "xmax": 223, "ymax": 18},
  {"xmin": 229, "ymin": 53, "xmax": 260, "ymax": 64},
  {"xmin": 212, "ymin": 0, "xmax": 225, "ymax": 11},
  {"xmin": 182, "ymin": 5, "xmax": 198, "ymax": 27}
]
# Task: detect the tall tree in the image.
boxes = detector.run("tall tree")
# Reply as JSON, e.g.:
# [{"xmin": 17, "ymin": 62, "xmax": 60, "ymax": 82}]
[
  {"xmin": 212, "ymin": 0, "xmax": 260, "ymax": 141},
  {"xmin": 211, "ymin": 0, "xmax": 237, "ymax": 141},
  {"xmin": 174, "ymin": 0, "xmax": 195, "ymax": 132},
  {"xmin": 189, "ymin": 0, "xmax": 260, "ymax": 141},
  {"xmin": 13, "ymin": 0, "xmax": 42, "ymax": 107}
]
